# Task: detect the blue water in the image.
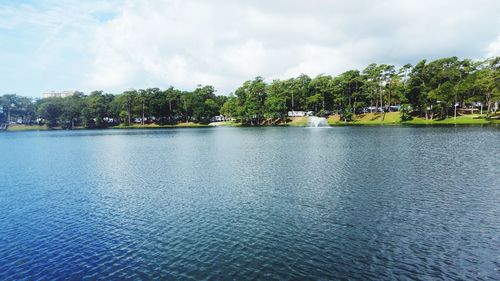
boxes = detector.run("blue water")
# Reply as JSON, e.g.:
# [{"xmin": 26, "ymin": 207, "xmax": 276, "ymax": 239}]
[{"xmin": 0, "ymin": 127, "xmax": 499, "ymax": 280}]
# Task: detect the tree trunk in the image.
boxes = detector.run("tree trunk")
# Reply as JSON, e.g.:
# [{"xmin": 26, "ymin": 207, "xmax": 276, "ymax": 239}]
[
  {"xmin": 387, "ymin": 89, "xmax": 391, "ymax": 112},
  {"xmin": 169, "ymin": 100, "xmax": 172, "ymax": 124},
  {"xmin": 379, "ymin": 88, "xmax": 383, "ymax": 114},
  {"xmin": 127, "ymin": 106, "xmax": 131, "ymax": 126},
  {"xmin": 141, "ymin": 102, "xmax": 145, "ymax": 125}
]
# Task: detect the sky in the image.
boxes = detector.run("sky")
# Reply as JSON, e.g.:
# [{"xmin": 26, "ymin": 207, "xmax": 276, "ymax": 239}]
[{"xmin": 1, "ymin": 0, "xmax": 500, "ymax": 97}]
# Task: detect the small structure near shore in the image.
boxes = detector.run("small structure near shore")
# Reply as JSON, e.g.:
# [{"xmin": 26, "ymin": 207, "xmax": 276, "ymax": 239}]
[
  {"xmin": 210, "ymin": 115, "xmax": 229, "ymax": 122},
  {"xmin": 288, "ymin": 111, "xmax": 306, "ymax": 117}
]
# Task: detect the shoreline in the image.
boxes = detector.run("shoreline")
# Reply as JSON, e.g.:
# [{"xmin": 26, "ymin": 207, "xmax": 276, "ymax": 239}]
[
  {"xmin": 3, "ymin": 112, "xmax": 499, "ymax": 132},
  {"xmin": 3, "ymin": 120, "xmax": 499, "ymax": 132}
]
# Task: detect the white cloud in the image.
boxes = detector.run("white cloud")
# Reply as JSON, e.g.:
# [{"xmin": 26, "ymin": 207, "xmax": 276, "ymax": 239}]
[
  {"xmin": 84, "ymin": 0, "xmax": 500, "ymax": 94},
  {"xmin": 486, "ymin": 35, "xmax": 500, "ymax": 57},
  {"xmin": 0, "ymin": 0, "xmax": 120, "ymax": 95},
  {"xmin": 1, "ymin": 0, "xmax": 500, "ymax": 96}
]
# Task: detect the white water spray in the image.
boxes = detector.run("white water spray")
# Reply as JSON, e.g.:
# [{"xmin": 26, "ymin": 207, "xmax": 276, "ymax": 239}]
[{"xmin": 308, "ymin": 116, "xmax": 328, "ymax": 127}]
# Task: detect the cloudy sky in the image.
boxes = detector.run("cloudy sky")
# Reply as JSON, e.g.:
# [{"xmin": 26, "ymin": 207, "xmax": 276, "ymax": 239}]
[{"xmin": 1, "ymin": 0, "xmax": 499, "ymax": 97}]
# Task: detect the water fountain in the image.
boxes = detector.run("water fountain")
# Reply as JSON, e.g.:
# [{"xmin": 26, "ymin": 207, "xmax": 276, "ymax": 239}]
[{"xmin": 308, "ymin": 116, "xmax": 328, "ymax": 127}]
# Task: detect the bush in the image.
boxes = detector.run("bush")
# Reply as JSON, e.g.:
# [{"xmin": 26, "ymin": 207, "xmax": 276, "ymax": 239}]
[{"xmin": 400, "ymin": 104, "xmax": 413, "ymax": 121}]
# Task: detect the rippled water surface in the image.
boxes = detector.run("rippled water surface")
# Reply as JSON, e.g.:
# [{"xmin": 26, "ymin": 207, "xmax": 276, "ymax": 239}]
[{"xmin": 1, "ymin": 127, "xmax": 499, "ymax": 280}]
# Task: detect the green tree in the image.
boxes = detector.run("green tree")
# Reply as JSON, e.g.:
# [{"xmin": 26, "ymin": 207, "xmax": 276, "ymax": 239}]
[
  {"xmin": 220, "ymin": 95, "xmax": 238, "ymax": 119},
  {"xmin": 309, "ymin": 75, "xmax": 334, "ymax": 111},
  {"xmin": 191, "ymin": 85, "xmax": 218, "ymax": 123},
  {"xmin": 37, "ymin": 98, "xmax": 63, "ymax": 127},
  {"xmin": 1, "ymin": 94, "xmax": 20, "ymax": 124},
  {"xmin": 306, "ymin": 94, "xmax": 324, "ymax": 112},
  {"xmin": 82, "ymin": 91, "xmax": 114, "ymax": 128},
  {"xmin": 265, "ymin": 80, "xmax": 288, "ymax": 124},
  {"xmin": 117, "ymin": 90, "xmax": 137, "ymax": 125},
  {"xmin": 61, "ymin": 93, "xmax": 85, "ymax": 129},
  {"xmin": 233, "ymin": 77, "xmax": 267, "ymax": 125}
]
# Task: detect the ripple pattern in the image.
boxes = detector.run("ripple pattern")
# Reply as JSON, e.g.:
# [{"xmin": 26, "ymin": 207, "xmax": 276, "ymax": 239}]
[{"xmin": 0, "ymin": 127, "xmax": 499, "ymax": 280}]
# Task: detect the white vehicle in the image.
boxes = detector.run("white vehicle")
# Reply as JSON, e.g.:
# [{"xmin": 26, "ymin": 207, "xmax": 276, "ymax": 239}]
[{"xmin": 288, "ymin": 111, "xmax": 306, "ymax": 117}]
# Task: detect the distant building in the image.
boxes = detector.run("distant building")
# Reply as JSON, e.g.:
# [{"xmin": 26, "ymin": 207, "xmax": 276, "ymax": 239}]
[
  {"xmin": 389, "ymin": 105, "xmax": 401, "ymax": 111},
  {"xmin": 210, "ymin": 115, "xmax": 228, "ymax": 122},
  {"xmin": 42, "ymin": 91, "xmax": 75, "ymax": 99},
  {"xmin": 288, "ymin": 111, "xmax": 306, "ymax": 117}
]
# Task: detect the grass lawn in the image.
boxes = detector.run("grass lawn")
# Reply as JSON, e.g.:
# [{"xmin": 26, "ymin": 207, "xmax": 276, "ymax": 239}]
[
  {"xmin": 112, "ymin": 122, "xmax": 211, "ymax": 129},
  {"xmin": 173, "ymin": 122, "xmax": 211, "ymax": 128},
  {"xmin": 287, "ymin": 117, "xmax": 309, "ymax": 126},
  {"xmin": 328, "ymin": 112, "xmax": 402, "ymax": 125},
  {"xmin": 327, "ymin": 115, "xmax": 341, "ymax": 124},
  {"xmin": 326, "ymin": 112, "xmax": 498, "ymax": 126},
  {"xmin": 6, "ymin": 114, "xmax": 498, "ymax": 131},
  {"xmin": 209, "ymin": 121, "xmax": 242, "ymax": 127},
  {"xmin": 403, "ymin": 114, "xmax": 492, "ymax": 125},
  {"xmin": 6, "ymin": 124, "xmax": 50, "ymax": 131}
]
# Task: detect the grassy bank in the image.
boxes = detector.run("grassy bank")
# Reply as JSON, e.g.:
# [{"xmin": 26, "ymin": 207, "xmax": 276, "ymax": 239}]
[
  {"xmin": 328, "ymin": 112, "xmax": 402, "ymax": 126},
  {"xmin": 111, "ymin": 122, "xmax": 211, "ymax": 129},
  {"xmin": 287, "ymin": 117, "xmax": 309, "ymax": 126},
  {"xmin": 6, "ymin": 125, "xmax": 50, "ymax": 131},
  {"xmin": 327, "ymin": 112, "xmax": 499, "ymax": 126},
  {"xmin": 208, "ymin": 117, "xmax": 309, "ymax": 127},
  {"xmin": 403, "ymin": 115, "xmax": 493, "ymax": 125},
  {"xmin": 4, "ymin": 114, "xmax": 498, "ymax": 132},
  {"xmin": 3, "ymin": 123, "xmax": 212, "ymax": 132},
  {"xmin": 110, "ymin": 114, "xmax": 500, "ymax": 128},
  {"xmin": 208, "ymin": 121, "xmax": 242, "ymax": 127}
]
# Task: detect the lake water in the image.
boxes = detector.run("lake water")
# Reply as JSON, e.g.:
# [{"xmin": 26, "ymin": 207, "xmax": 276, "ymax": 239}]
[{"xmin": 0, "ymin": 127, "xmax": 499, "ymax": 280}]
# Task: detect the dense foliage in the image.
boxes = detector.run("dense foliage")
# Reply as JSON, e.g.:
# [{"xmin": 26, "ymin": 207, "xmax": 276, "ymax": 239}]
[
  {"xmin": 1, "ymin": 57, "xmax": 498, "ymax": 127},
  {"xmin": 0, "ymin": 86, "xmax": 226, "ymax": 128}
]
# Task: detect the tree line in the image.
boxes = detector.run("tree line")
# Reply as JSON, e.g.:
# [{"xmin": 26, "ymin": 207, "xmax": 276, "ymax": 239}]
[
  {"xmin": 0, "ymin": 86, "xmax": 226, "ymax": 128},
  {"xmin": 221, "ymin": 56, "xmax": 499, "ymax": 124},
  {"xmin": 1, "ymin": 56, "xmax": 498, "ymax": 127}
]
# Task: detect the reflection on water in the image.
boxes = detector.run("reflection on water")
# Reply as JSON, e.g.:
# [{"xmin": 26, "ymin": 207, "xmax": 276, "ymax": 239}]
[{"xmin": 0, "ymin": 127, "xmax": 499, "ymax": 280}]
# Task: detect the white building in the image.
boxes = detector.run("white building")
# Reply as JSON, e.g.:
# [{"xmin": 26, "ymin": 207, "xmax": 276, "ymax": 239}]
[
  {"xmin": 42, "ymin": 91, "xmax": 75, "ymax": 99},
  {"xmin": 210, "ymin": 115, "xmax": 228, "ymax": 122},
  {"xmin": 288, "ymin": 111, "xmax": 306, "ymax": 117}
]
